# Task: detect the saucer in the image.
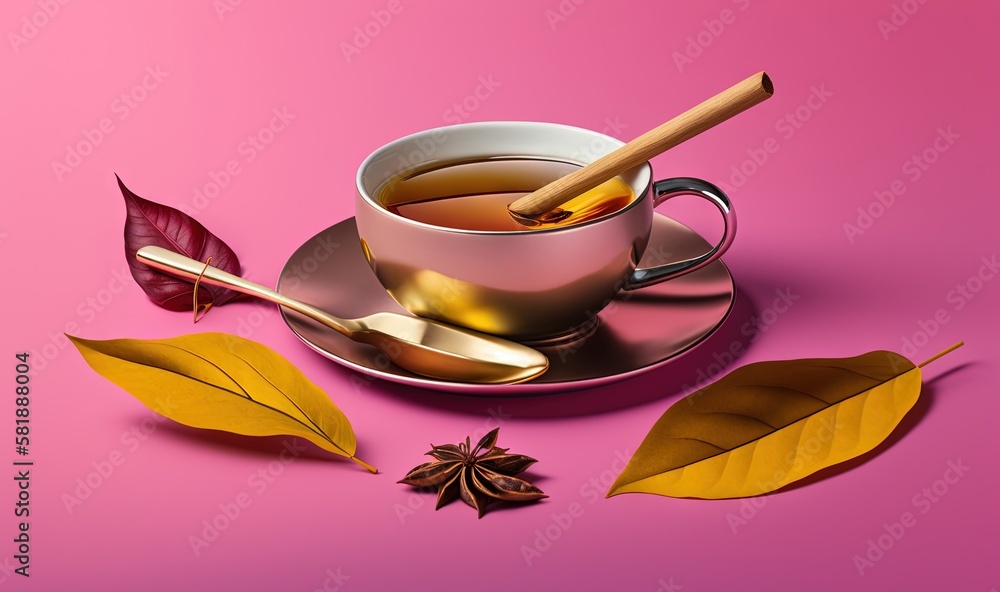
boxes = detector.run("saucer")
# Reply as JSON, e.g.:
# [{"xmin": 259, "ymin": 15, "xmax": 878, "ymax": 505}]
[{"xmin": 276, "ymin": 215, "xmax": 735, "ymax": 395}]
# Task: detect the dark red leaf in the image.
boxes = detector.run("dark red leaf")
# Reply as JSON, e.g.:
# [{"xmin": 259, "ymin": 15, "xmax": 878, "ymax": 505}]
[{"xmin": 118, "ymin": 175, "xmax": 245, "ymax": 311}]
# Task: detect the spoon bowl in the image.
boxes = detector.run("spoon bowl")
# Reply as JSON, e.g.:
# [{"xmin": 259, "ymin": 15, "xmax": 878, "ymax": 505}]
[{"xmin": 354, "ymin": 312, "xmax": 550, "ymax": 384}]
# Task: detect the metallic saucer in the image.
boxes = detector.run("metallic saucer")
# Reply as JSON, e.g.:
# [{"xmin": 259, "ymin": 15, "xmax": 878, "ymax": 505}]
[{"xmin": 276, "ymin": 215, "xmax": 735, "ymax": 395}]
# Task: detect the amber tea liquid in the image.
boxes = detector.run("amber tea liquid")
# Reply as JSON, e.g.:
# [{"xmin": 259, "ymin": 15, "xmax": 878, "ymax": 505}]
[{"xmin": 379, "ymin": 158, "xmax": 636, "ymax": 231}]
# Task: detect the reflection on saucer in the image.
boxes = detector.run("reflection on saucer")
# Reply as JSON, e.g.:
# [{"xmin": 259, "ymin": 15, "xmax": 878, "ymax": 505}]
[{"xmin": 277, "ymin": 215, "xmax": 734, "ymax": 395}]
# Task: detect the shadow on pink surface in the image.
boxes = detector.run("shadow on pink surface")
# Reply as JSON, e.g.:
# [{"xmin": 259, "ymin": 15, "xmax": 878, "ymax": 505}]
[{"xmin": 145, "ymin": 422, "xmax": 374, "ymax": 468}]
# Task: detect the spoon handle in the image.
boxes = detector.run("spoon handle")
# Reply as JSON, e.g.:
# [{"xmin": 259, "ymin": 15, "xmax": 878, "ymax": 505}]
[
  {"xmin": 135, "ymin": 246, "xmax": 359, "ymax": 336},
  {"xmin": 508, "ymin": 71, "xmax": 773, "ymax": 219}
]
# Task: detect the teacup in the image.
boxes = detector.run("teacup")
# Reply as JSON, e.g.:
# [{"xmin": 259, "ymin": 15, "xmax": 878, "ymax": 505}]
[{"xmin": 355, "ymin": 121, "xmax": 736, "ymax": 342}]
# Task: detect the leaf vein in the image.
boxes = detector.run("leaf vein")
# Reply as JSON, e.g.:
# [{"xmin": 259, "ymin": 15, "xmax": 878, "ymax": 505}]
[
  {"xmin": 694, "ymin": 411, "xmax": 778, "ymax": 430},
  {"xmin": 159, "ymin": 343, "xmax": 251, "ymax": 399},
  {"xmin": 126, "ymin": 197, "xmax": 196, "ymax": 259},
  {"xmin": 792, "ymin": 363, "xmax": 887, "ymax": 381},
  {"xmin": 734, "ymin": 384, "xmax": 832, "ymax": 405},
  {"xmin": 226, "ymin": 349, "xmax": 346, "ymax": 453},
  {"xmin": 157, "ymin": 343, "xmax": 348, "ymax": 454},
  {"xmin": 670, "ymin": 436, "xmax": 727, "ymax": 451}
]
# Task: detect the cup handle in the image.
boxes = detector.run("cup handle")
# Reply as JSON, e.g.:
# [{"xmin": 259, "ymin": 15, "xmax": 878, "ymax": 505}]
[{"xmin": 624, "ymin": 177, "xmax": 737, "ymax": 290}]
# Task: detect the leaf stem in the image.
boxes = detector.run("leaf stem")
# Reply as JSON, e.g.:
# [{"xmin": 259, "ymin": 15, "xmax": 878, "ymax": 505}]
[
  {"xmin": 352, "ymin": 456, "xmax": 378, "ymax": 474},
  {"xmin": 918, "ymin": 341, "xmax": 964, "ymax": 368}
]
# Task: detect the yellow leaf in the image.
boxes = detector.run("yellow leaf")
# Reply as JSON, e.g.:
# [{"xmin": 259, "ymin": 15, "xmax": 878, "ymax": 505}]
[
  {"xmin": 607, "ymin": 343, "xmax": 963, "ymax": 499},
  {"xmin": 68, "ymin": 333, "xmax": 376, "ymax": 473}
]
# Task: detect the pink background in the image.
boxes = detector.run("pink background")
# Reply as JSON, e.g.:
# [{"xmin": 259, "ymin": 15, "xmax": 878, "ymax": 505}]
[{"xmin": 2, "ymin": 1, "xmax": 997, "ymax": 590}]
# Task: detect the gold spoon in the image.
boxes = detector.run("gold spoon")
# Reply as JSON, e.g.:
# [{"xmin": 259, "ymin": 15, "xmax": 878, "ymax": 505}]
[
  {"xmin": 508, "ymin": 71, "xmax": 773, "ymax": 225},
  {"xmin": 136, "ymin": 246, "xmax": 549, "ymax": 384}
]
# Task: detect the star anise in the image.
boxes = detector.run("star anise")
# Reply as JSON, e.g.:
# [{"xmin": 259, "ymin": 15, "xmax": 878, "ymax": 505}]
[{"xmin": 398, "ymin": 428, "xmax": 546, "ymax": 518}]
